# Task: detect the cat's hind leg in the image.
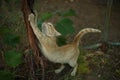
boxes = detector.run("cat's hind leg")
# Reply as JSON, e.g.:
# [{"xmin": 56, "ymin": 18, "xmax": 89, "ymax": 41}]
[
  {"xmin": 55, "ymin": 64, "xmax": 65, "ymax": 73},
  {"xmin": 69, "ymin": 61, "xmax": 78, "ymax": 76}
]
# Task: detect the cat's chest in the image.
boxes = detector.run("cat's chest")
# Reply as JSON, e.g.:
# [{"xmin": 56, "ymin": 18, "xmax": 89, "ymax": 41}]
[{"xmin": 38, "ymin": 39, "xmax": 58, "ymax": 62}]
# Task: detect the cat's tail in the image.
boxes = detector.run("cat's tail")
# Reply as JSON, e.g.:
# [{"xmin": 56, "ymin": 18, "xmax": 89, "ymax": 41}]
[{"xmin": 73, "ymin": 28, "xmax": 101, "ymax": 46}]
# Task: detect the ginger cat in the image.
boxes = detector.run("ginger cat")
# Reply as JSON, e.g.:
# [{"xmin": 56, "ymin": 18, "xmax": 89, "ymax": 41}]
[{"xmin": 28, "ymin": 13, "xmax": 101, "ymax": 76}]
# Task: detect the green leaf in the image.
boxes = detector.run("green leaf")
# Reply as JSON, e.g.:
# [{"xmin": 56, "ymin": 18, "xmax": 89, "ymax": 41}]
[
  {"xmin": 3, "ymin": 34, "xmax": 20, "ymax": 46},
  {"xmin": 0, "ymin": 70, "xmax": 14, "ymax": 80},
  {"xmin": 57, "ymin": 36, "xmax": 67, "ymax": 46},
  {"xmin": 40, "ymin": 12, "xmax": 53, "ymax": 21},
  {"xmin": 61, "ymin": 9, "xmax": 77, "ymax": 17},
  {"xmin": 77, "ymin": 49, "xmax": 90, "ymax": 74},
  {"xmin": 4, "ymin": 50, "xmax": 23, "ymax": 68},
  {"xmin": 37, "ymin": 19, "xmax": 43, "ymax": 30},
  {"xmin": 55, "ymin": 18, "xmax": 75, "ymax": 35},
  {"xmin": 0, "ymin": 27, "xmax": 10, "ymax": 35},
  {"xmin": 78, "ymin": 62, "xmax": 90, "ymax": 74}
]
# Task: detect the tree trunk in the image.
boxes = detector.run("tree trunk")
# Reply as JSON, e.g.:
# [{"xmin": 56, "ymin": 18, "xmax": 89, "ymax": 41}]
[{"xmin": 21, "ymin": 0, "xmax": 45, "ymax": 80}]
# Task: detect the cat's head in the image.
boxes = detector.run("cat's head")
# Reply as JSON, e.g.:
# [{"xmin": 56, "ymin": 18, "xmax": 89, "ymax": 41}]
[{"xmin": 42, "ymin": 22, "xmax": 61, "ymax": 37}]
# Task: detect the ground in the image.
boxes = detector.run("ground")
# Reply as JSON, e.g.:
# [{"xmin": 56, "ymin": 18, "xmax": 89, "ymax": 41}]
[{"xmin": 0, "ymin": 0, "xmax": 120, "ymax": 80}]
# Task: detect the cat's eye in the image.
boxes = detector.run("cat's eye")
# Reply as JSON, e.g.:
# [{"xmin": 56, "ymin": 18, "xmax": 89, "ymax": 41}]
[{"xmin": 47, "ymin": 23, "xmax": 53, "ymax": 27}]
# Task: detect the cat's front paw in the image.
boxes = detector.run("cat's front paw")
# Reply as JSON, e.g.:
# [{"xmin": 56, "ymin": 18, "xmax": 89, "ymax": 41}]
[
  {"xmin": 28, "ymin": 13, "xmax": 35, "ymax": 22},
  {"xmin": 55, "ymin": 69, "xmax": 61, "ymax": 74}
]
